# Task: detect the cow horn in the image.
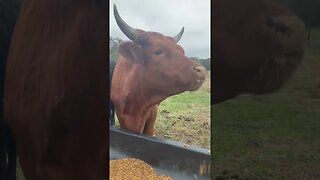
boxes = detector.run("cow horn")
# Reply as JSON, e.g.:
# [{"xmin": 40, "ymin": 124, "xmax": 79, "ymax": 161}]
[
  {"xmin": 172, "ymin": 27, "xmax": 184, "ymax": 43},
  {"xmin": 113, "ymin": 4, "xmax": 138, "ymax": 41}
]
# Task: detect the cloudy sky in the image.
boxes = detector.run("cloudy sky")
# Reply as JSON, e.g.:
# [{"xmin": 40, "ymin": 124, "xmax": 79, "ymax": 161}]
[{"xmin": 109, "ymin": 0, "xmax": 211, "ymax": 59}]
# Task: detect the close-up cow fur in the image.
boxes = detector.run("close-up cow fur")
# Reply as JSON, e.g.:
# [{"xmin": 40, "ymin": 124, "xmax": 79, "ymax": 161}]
[{"xmin": 4, "ymin": 1, "xmax": 108, "ymax": 180}]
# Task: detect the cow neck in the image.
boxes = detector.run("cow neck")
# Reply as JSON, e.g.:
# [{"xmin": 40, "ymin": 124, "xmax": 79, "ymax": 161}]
[{"xmin": 126, "ymin": 65, "xmax": 165, "ymax": 111}]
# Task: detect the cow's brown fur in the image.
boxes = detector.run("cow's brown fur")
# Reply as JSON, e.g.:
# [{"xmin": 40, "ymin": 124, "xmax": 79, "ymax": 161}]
[
  {"xmin": 213, "ymin": 0, "xmax": 306, "ymax": 103},
  {"xmin": 111, "ymin": 31, "xmax": 206, "ymax": 135},
  {"xmin": 4, "ymin": 1, "xmax": 107, "ymax": 179}
]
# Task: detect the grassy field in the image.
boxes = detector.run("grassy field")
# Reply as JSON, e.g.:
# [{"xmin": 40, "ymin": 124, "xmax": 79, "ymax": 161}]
[
  {"xmin": 212, "ymin": 28, "xmax": 320, "ymax": 180},
  {"xmin": 114, "ymin": 71, "xmax": 211, "ymax": 149}
]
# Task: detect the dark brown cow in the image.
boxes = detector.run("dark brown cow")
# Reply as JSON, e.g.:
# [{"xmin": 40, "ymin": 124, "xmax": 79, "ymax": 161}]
[
  {"xmin": 4, "ymin": 1, "xmax": 107, "ymax": 180},
  {"xmin": 213, "ymin": 0, "xmax": 306, "ymax": 103},
  {"xmin": 111, "ymin": 5, "xmax": 206, "ymax": 136}
]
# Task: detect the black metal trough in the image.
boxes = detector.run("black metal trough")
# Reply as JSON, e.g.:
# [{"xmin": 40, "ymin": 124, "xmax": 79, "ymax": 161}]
[{"xmin": 109, "ymin": 126, "xmax": 211, "ymax": 180}]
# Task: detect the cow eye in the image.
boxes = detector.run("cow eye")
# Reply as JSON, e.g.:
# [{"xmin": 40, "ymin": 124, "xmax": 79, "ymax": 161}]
[{"xmin": 154, "ymin": 50, "xmax": 163, "ymax": 55}]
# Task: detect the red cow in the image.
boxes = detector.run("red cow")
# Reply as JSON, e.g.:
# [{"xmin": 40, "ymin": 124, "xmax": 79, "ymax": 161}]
[
  {"xmin": 213, "ymin": 0, "xmax": 306, "ymax": 103},
  {"xmin": 4, "ymin": 1, "xmax": 107, "ymax": 180},
  {"xmin": 111, "ymin": 5, "xmax": 206, "ymax": 136}
]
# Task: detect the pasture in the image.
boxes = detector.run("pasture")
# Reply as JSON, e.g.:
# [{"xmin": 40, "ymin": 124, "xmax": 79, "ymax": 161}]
[{"xmin": 212, "ymin": 28, "xmax": 320, "ymax": 180}]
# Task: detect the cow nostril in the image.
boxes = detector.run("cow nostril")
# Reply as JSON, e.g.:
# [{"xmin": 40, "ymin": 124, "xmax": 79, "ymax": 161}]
[
  {"xmin": 193, "ymin": 66, "xmax": 206, "ymax": 77},
  {"xmin": 194, "ymin": 66, "xmax": 201, "ymax": 73}
]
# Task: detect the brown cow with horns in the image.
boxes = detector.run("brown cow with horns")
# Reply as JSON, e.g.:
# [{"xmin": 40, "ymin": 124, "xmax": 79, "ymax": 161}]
[{"xmin": 111, "ymin": 5, "xmax": 206, "ymax": 136}]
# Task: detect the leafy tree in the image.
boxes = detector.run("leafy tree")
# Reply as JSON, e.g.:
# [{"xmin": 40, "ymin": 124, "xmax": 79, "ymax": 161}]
[
  {"xmin": 109, "ymin": 36, "xmax": 121, "ymax": 63},
  {"xmin": 199, "ymin": 58, "xmax": 211, "ymax": 71},
  {"xmin": 190, "ymin": 57, "xmax": 211, "ymax": 71},
  {"xmin": 190, "ymin": 57, "xmax": 200, "ymax": 61}
]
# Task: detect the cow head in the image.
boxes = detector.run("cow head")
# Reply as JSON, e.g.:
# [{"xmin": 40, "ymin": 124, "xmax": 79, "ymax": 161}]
[
  {"xmin": 213, "ymin": 0, "xmax": 306, "ymax": 103},
  {"xmin": 113, "ymin": 5, "xmax": 206, "ymax": 97}
]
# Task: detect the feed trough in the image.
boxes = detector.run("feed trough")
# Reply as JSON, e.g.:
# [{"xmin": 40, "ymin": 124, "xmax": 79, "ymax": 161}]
[{"xmin": 109, "ymin": 126, "xmax": 211, "ymax": 180}]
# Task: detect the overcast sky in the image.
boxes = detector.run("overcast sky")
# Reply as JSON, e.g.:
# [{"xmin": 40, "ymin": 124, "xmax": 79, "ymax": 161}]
[{"xmin": 109, "ymin": 0, "xmax": 211, "ymax": 59}]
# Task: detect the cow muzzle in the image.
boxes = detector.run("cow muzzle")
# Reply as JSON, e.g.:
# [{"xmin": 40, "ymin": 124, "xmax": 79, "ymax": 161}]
[
  {"xmin": 248, "ymin": 15, "xmax": 306, "ymax": 94},
  {"xmin": 188, "ymin": 66, "xmax": 206, "ymax": 91}
]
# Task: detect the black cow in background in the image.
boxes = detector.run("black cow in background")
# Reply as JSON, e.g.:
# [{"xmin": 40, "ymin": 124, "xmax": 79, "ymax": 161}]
[
  {"xmin": 0, "ymin": 0, "xmax": 22, "ymax": 180},
  {"xmin": 109, "ymin": 60, "xmax": 116, "ymax": 126}
]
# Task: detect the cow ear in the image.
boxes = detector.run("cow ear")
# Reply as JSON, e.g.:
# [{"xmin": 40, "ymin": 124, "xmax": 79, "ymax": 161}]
[{"xmin": 118, "ymin": 42, "xmax": 143, "ymax": 64}]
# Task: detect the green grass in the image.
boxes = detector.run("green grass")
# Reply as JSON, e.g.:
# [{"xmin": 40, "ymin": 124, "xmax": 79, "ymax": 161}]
[{"xmin": 212, "ymin": 29, "xmax": 320, "ymax": 180}]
